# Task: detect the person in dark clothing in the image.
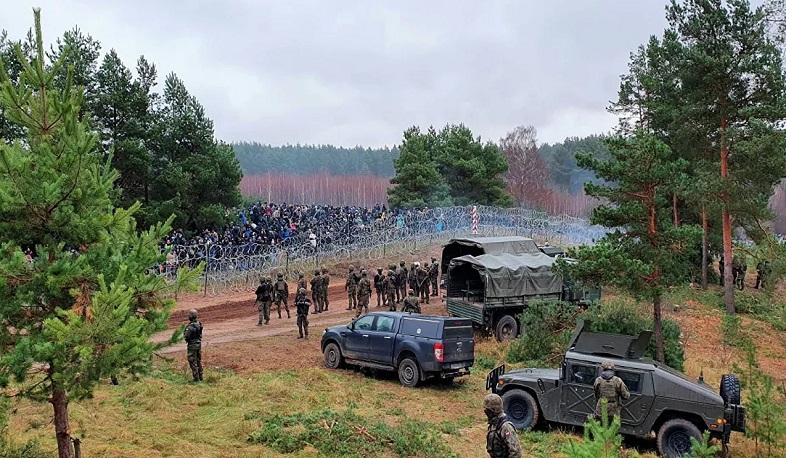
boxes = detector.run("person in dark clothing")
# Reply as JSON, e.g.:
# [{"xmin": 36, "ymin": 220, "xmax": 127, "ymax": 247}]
[
  {"xmin": 295, "ymin": 288, "xmax": 311, "ymax": 338},
  {"xmin": 184, "ymin": 309, "xmax": 203, "ymax": 382},
  {"xmin": 254, "ymin": 276, "xmax": 272, "ymax": 325},
  {"xmin": 373, "ymin": 267, "xmax": 385, "ymax": 307},
  {"xmin": 274, "ymin": 272, "xmax": 290, "ymax": 318}
]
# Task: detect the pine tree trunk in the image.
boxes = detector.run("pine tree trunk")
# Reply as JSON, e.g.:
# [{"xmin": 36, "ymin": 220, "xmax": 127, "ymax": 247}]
[
  {"xmin": 653, "ymin": 292, "xmax": 665, "ymax": 363},
  {"xmin": 720, "ymin": 118, "xmax": 735, "ymax": 314},
  {"xmin": 701, "ymin": 205, "xmax": 709, "ymax": 290},
  {"xmin": 51, "ymin": 386, "xmax": 74, "ymax": 458},
  {"xmin": 673, "ymin": 194, "xmax": 680, "ymax": 228}
]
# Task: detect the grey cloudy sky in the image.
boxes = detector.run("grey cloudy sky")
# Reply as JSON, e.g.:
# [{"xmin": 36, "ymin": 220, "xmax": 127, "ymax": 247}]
[{"xmin": 4, "ymin": 1, "xmax": 672, "ymax": 148}]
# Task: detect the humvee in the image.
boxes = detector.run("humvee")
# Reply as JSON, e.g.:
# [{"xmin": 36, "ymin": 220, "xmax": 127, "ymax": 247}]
[{"xmin": 486, "ymin": 320, "xmax": 745, "ymax": 457}]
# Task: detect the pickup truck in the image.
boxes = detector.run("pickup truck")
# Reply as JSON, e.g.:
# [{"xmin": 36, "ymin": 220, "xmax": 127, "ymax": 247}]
[{"xmin": 321, "ymin": 312, "xmax": 475, "ymax": 387}]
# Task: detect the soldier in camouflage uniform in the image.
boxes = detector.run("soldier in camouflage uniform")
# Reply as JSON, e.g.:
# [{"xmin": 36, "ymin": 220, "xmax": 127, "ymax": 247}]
[
  {"xmin": 184, "ymin": 309, "xmax": 204, "ymax": 383},
  {"xmin": 409, "ymin": 262, "xmax": 419, "ymax": 298},
  {"xmin": 321, "ymin": 267, "xmax": 331, "ymax": 311},
  {"xmin": 373, "ymin": 267, "xmax": 385, "ymax": 308},
  {"xmin": 274, "ymin": 272, "xmax": 290, "ymax": 319},
  {"xmin": 417, "ymin": 261, "xmax": 430, "ymax": 304},
  {"xmin": 297, "ymin": 272, "xmax": 308, "ymax": 295},
  {"xmin": 310, "ymin": 270, "xmax": 322, "ymax": 313},
  {"xmin": 594, "ymin": 361, "xmax": 630, "ymax": 419},
  {"xmin": 385, "ymin": 270, "xmax": 398, "ymax": 311},
  {"xmin": 484, "ymin": 393, "xmax": 522, "ymax": 458},
  {"xmin": 429, "ymin": 257, "xmax": 439, "ymax": 297},
  {"xmin": 401, "ymin": 289, "xmax": 421, "ymax": 314},
  {"xmin": 396, "ymin": 260, "xmax": 408, "ymax": 304},
  {"xmin": 295, "ymin": 287, "xmax": 311, "ymax": 339},
  {"xmin": 345, "ymin": 265, "xmax": 359, "ymax": 310},
  {"xmin": 254, "ymin": 276, "xmax": 272, "ymax": 325},
  {"xmin": 356, "ymin": 270, "xmax": 372, "ymax": 316}
]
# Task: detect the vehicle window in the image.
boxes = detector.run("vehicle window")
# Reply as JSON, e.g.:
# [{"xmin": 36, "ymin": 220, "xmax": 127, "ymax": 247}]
[
  {"xmin": 615, "ymin": 370, "xmax": 642, "ymax": 394},
  {"xmin": 443, "ymin": 319, "xmax": 473, "ymax": 339},
  {"xmin": 569, "ymin": 364, "xmax": 597, "ymax": 386},
  {"xmin": 374, "ymin": 316, "xmax": 395, "ymax": 332},
  {"xmin": 354, "ymin": 315, "xmax": 375, "ymax": 331},
  {"xmin": 400, "ymin": 318, "xmax": 440, "ymax": 338}
]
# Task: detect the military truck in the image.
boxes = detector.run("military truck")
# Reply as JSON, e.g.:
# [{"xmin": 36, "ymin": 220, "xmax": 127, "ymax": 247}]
[
  {"xmin": 445, "ymin": 252, "xmax": 599, "ymax": 341},
  {"xmin": 486, "ymin": 320, "xmax": 745, "ymax": 458},
  {"xmin": 440, "ymin": 236, "xmax": 543, "ymax": 280}
]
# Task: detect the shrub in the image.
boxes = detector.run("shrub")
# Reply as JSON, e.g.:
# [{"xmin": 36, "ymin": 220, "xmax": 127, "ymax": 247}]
[
  {"xmin": 688, "ymin": 431, "xmax": 722, "ymax": 458},
  {"xmin": 562, "ymin": 399, "xmax": 639, "ymax": 458},
  {"xmin": 508, "ymin": 301, "xmax": 582, "ymax": 367}
]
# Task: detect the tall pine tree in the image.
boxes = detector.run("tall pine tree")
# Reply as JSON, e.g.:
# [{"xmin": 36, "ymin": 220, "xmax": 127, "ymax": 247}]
[
  {"xmin": 0, "ymin": 10, "xmax": 197, "ymax": 458},
  {"xmin": 388, "ymin": 126, "xmax": 452, "ymax": 208}
]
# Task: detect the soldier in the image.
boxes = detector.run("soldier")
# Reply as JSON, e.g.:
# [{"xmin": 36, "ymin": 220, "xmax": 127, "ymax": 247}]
[
  {"xmin": 594, "ymin": 361, "xmax": 630, "ymax": 419},
  {"xmin": 274, "ymin": 272, "xmax": 290, "ymax": 319},
  {"xmin": 254, "ymin": 276, "xmax": 272, "ymax": 325},
  {"xmin": 356, "ymin": 270, "xmax": 372, "ymax": 316},
  {"xmin": 732, "ymin": 254, "xmax": 747, "ymax": 289},
  {"xmin": 755, "ymin": 260, "xmax": 771, "ymax": 290},
  {"xmin": 310, "ymin": 270, "xmax": 322, "ymax": 313},
  {"xmin": 402, "ymin": 289, "xmax": 421, "ymax": 314},
  {"xmin": 409, "ymin": 262, "xmax": 419, "ymax": 298},
  {"xmin": 184, "ymin": 309, "xmax": 203, "ymax": 383},
  {"xmin": 396, "ymin": 260, "xmax": 408, "ymax": 304},
  {"xmin": 297, "ymin": 272, "xmax": 308, "ymax": 294},
  {"xmin": 484, "ymin": 393, "xmax": 522, "ymax": 458},
  {"xmin": 373, "ymin": 267, "xmax": 385, "ymax": 307},
  {"xmin": 429, "ymin": 257, "xmax": 439, "ymax": 297},
  {"xmin": 385, "ymin": 270, "xmax": 397, "ymax": 311},
  {"xmin": 719, "ymin": 254, "xmax": 725, "ymax": 286},
  {"xmin": 417, "ymin": 261, "xmax": 430, "ymax": 304},
  {"xmin": 345, "ymin": 265, "xmax": 359, "ymax": 310},
  {"xmin": 295, "ymin": 287, "xmax": 311, "ymax": 339},
  {"xmin": 321, "ymin": 267, "xmax": 331, "ymax": 311}
]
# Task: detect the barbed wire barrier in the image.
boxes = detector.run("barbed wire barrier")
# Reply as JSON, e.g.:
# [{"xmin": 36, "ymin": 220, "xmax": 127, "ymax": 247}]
[{"xmin": 161, "ymin": 206, "xmax": 608, "ymax": 297}]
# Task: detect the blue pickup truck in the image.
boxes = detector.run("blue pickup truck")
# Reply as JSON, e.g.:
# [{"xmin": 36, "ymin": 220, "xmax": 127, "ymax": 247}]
[{"xmin": 321, "ymin": 312, "xmax": 475, "ymax": 387}]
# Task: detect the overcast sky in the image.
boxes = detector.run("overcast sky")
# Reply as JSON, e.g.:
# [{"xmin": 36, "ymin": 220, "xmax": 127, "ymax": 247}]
[{"xmin": 4, "ymin": 1, "xmax": 675, "ymax": 148}]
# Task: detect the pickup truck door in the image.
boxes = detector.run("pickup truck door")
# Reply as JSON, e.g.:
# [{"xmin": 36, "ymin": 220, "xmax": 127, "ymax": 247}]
[
  {"xmin": 367, "ymin": 315, "xmax": 397, "ymax": 366},
  {"xmin": 560, "ymin": 361, "xmax": 599, "ymax": 425},
  {"xmin": 342, "ymin": 315, "xmax": 375, "ymax": 359}
]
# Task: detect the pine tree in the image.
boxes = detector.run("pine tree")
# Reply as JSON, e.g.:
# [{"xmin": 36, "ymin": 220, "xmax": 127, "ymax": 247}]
[
  {"xmin": 0, "ymin": 10, "xmax": 197, "ymax": 458},
  {"xmin": 387, "ymin": 126, "xmax": 452, "ymax": 208}
]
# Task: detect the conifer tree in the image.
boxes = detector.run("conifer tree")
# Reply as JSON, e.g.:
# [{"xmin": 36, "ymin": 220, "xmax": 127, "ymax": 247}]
[
  {"xmin": 387, "ymin": 126, "xmax": 452, "ymax": 208},
  {"xmin": 0, "ymin": 10, "xmax": 197, "ymax": 458}
]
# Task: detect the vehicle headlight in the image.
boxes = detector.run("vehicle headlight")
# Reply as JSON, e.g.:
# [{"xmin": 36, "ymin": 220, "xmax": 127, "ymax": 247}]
[{"xmin": 323, "ymin": 329, "xmax": 327, "ymax": 334}]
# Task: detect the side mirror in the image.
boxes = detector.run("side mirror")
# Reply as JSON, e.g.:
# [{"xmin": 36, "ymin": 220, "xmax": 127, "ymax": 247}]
[{"xmin": 348, "ymin": 320, "xmax": 356, "ymax": 331}]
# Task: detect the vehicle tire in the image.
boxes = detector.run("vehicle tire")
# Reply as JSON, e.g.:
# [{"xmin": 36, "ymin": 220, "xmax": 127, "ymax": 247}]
[
  {"xmin": 720, "ymin": 374, "xmax": 741, "ymax": 405},
  {"xmin": 501, "ymin": 389, "xmax": 540, "ymax": 430},
  {"xmin": 656, "ymin": 419, "xmax": 703, "ymax": 458},
  {"xmin": 323, "ymin": 343, "xmax": 343, "ymax": 369},
  {"xmin": 398, "ymin": 357, "xmax": 421, "ymax": 388},
  {"xmin": 495, "ymin": 315, "xmax": 519, "ymax": 342}
]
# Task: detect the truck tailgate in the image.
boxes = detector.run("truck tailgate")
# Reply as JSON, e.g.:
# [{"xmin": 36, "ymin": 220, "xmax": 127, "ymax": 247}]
[{"xmin": 442, "ymin": 319, "xmax": 475, "ymax": 363}]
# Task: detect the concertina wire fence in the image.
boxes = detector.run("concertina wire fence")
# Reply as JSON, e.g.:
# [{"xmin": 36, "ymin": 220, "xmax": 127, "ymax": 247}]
[{"xmin": 162, "ymin": 206, "xmax": 609, "ymax": 297}]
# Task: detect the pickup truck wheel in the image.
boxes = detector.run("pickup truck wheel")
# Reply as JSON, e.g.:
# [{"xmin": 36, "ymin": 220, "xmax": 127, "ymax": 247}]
[
  {"xmin": 719, "ymin": 374, "xmax": 741, "ymax": 405},
  {"xmin": 398, "ymin": 358, "xmax": 421, "ymax": 388},
  {"xmin": 323, "ymin": 343, "xmax": 343, "ymax": 369},
  {"xmin": 495, "ymin": 315, "xmax": 518, "ymax": 342},
  {"xmin": 656, "ymin": 419, "xmax": 702, "ymax": 458},
  {"xmin": 501, "ymin": 389, "xmax": 539, "ymax": 430}
]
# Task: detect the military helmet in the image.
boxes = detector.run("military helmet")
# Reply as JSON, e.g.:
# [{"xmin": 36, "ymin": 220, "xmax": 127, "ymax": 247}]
[
  {"xmin": 409, "ymin": 289, "xmax": 415, "ymax": 295},
  {"xmin": 315, "ymin": 270, "xmax": 321, "ymax": 276},
  {"xmin": 361, "ymin": 270, "xmax": 367, "ymax": 276},
  {"xmin": 400, "ymin": 260, "xmax": 405, "ymax": 266},
  {"xmin": 259, "ymin": 277, "xmax": 265, "ymax": 284},
  {"xmin": 349, "ymin": 265, "xmax": 355, "ymax": 271},
  {"xmin": 298, "ymin": 272, "xmax": 304, "ymax": 278},
  {"xmin": 601, "ymin": 361, "xmax": 615, "ymax": 370},
  {"xmin": 377, "ymin": 267, "xmax": 383, "ymax": 272},
  {"xmin": 187, "ymin": 309, "xmax": 198, "ymax": 321},
  {"xmin": 277, "ymin": 273, "xmax": 283, "ymax": 279},
  {"xmin": 322, "ymin": 267, "xmax": 328, "ymax": 273},
  {"xmin": 298, "ymin": 287, "xmax": 306, "ymax": 295},
  {"xmin": 431, "ymin": 257, "xmax": 437, "ymax": 262},
  {"xmin": 483, "ymin": 393, "xmax": 503, "ymax": 415}
]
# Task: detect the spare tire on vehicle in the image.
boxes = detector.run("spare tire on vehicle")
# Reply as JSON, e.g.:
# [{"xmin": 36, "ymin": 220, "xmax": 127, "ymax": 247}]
[{"xmin": 719, "ymin": 374, "xmax": 741, "ymax": 405}]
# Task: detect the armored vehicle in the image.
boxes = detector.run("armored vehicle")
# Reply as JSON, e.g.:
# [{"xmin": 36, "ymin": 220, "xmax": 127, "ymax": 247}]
[
  {"xmin": 445, "ymin": 252, "xmax": 600, "ymax": 341},
  {"xmin": 486, "ymin": 320, "xmax": 745, "ymax": 457}
]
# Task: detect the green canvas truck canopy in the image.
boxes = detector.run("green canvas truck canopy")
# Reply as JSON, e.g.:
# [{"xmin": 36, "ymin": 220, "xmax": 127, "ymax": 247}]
[
  {"xmin": 449, "ymin": 252, "xmax": 562, "ymax": 297},
  {"xmin": 441, "ymin": 236, "xmax": 541, "ymax": 274}
]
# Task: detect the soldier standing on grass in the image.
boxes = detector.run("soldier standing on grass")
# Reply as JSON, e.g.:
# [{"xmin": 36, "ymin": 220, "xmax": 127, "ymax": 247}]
[
  {"xmin": 356, "ymin": 270, "xmax": 372, "ymax": 316},
  {"xmin": 374, "ymin": 267, "xmax": 384, "ymax": 307},
  {"xmin": 310, "ymin": 270, "xmax": 322, "ymax": 313},
  {"xmin": 274, "ymin": 273, "xmax": 290, "ymax": 319},
  {"xmin": 295, "ymin": 287, "xmax": 311, "ymax": 339},
  {"xmin": 184, "ymin": 309, "xmax": 203, "ymax": 383},
  {"xmin": 321, "ymin": 267, "xmax": 331, "ymax": 311},
  {"xmin": 429, "ymin": 257, "xmax": 439, "ymax": 297},
  {"xmin": 594, "ymin": 361, "xmax": 630, "ymax": 419},
  {"xmin": 484, "ymin": 394, "xmax": 521, "ymax": 458},
  {"xmin": 254, "ymin": 276, "xmax": 272, "ymax": 325}
]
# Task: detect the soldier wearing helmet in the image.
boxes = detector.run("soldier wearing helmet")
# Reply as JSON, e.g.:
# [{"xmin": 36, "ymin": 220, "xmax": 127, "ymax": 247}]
[
  {"xmin": 310, "ymin": 270, "xmax": 322, "ymax": 314},
  {"xmin": 320, "ymin": 267, "xmax": 331, "ymax": 311},
  {"xmin": 345, "ymin": 265, "xmax": 359, "ymax": 311},
  {"xmin": 402, "ymin": 289, "xmax": 421, "ymax": 314},
  {"xmin": 373, "ymin": 267, "xmax": 385, "ymax": 308},
  {"xmin": 274, "ymin": 272, "xmax": 290, "ymax": 319},
  {"xmin": 254, "ymin": 276, "xmax": 272, "ymax": 325},
  {"xmin": 594, "ymin": 361, "xmax": 630, "ymax": 419},
  {"xmin": 356, "ymin": 270, "xmax": 371, "ymax": 317},
  {"xmin": 297, "ymin": 271, "xmax": 307, "ymax": 293},
  {"xmin": 294, "ymin": 287, "xmax": 311, "ymax": 338},
  {"xmin": 183, "ymin": 309, "xmax": 203, "ymax": 382},
  {"xmin": 483, "ymin": 393, "xmax": 522, "ymax": 458}
]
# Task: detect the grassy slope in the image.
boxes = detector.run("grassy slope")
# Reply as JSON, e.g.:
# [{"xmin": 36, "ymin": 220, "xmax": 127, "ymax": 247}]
[{"xmin": 8, "ymin": 287, "xmax": 785, "ymax": 457}]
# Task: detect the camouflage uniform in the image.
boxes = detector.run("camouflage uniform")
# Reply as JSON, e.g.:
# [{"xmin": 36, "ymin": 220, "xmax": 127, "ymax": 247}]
[
  {"xmin": 321, "ymin": 268, "xmax": 331, "ymax": 311},
  {"xmin": 254, "ymin": 277, "xmax": 272, "ymax": 325},
  {"xmin": 184, "ymin": 309, "xmax": 203, "ymax": 382},
  {"xmin": 297, "ymin": 273, "xmax": 308, "ymax": 295},
  {"xmin": 295, "ymin": 288, "xmax": 311, "ymax": 338},
  {"xmin": 356, "ymin": 270, "xmax": 372, "ymax": 316},
  {"xmin": 417, "ymin": 262, "xmax": 430, "ymax": 304},
  {"xmin": 408, "ymin": 262, "xmax": 419, "ymax": 297},
  {"xmin": 345, "ymin": 265, "xmax": 359, "ymax": 310},
  {"xmin": 402, "ymin": 290, "xmax": 421, "ymax": 314},
  {"xmin": 484, "ymin": 394, "xmax": 522, "ymax": 458},
  {"xmin": 274, "ymin": 273, "xmax": 290, "ymax": 319},
  {"xmin": 373, "ymin": 268, "xmax": 385, "ymax": 307},
  {"xmin": 429, "ymin": 257, "xmax": 439, "ymax": 296},
  {"xmin": 384, "ymin": 271, "xmax": 397, "ymax": 311},
  {"xmin": 594, "ymin": 361, "xmax": 630, "ymax": 418},
  {"xmin": 310, "ymin": 271, "xmax": 322, "ymax": 313},
  {"xmin": 396, "ymin": 261, "xmax": 408, "ymax": 303}
]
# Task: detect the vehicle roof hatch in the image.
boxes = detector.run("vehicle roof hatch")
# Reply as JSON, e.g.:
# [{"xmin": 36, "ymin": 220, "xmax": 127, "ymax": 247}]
[{"xmin": 568, "ymin": 319, "xmax": 653, "ymax": 360}]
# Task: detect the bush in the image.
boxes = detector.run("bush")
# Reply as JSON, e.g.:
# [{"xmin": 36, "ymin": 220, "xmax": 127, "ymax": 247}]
[
  {"xmin": 508, "ymin": 301, "xmax": 582, "ymax": 367},
  {"xmin": 581, "ymin": 297, "xmax": 685, "ymax": 371},
  {"xmin": 562, "ymin": 399, "xmax": 639, "ymax": 458},
  {"xmin": 0, "ymin": 397, "xmax": 51, "ymax": 458}
]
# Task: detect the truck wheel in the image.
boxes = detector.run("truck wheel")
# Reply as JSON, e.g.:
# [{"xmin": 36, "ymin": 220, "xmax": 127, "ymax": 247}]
[
  {"xmin": 719, "ymin": 374, "xmax": 741, "ymax": 405},
  {"xmin": 501, "ymin": 389, "xmax": 540, "ymax": 430},
  {"xmin": 495, "ymin": 315, "xmax": 518, "ymax": 342},
  {"xmin": 656, "ymin": 419, "xmax": 702, "ymax": 458},
  {"xmin": 398, "ymin": 357, "xmax": 421, "ymax": 388},
  {"xmin": 323, "ymin": 343, "xmax": 343, "ymax": 369}
]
